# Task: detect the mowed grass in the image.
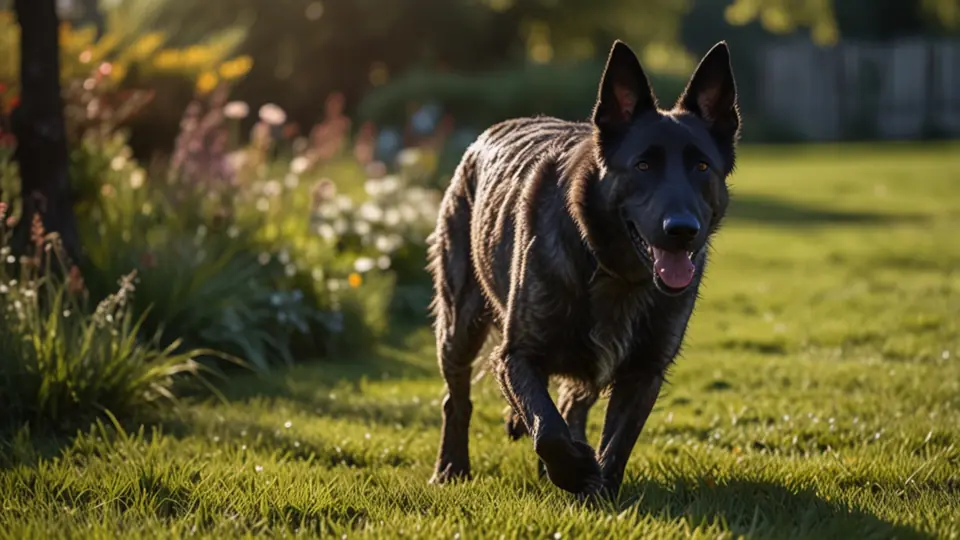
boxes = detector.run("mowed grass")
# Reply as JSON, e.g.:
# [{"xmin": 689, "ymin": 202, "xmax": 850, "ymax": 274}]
[{"xmin": 2, "ymin": 143, "xmax": 960, "ymax": 539}]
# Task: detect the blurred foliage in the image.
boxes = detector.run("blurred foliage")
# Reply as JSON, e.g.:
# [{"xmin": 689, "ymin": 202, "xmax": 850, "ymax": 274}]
[
  {"xmin": 61, "ymin": 71, "xmax": 441, "ymax": 372},
  {"xmin": 724, "ymin": 0, "xmax": 960, "ymax": 44},
  {"xmin": 119, "ymin": 0, "xmax": 696, "ymax": 148},
  {"xmin": 358, "ymin": 62, "xmax": 688, "ymax": 134},
  {"xmin": 0, "ymin": 0, "xmax": 252, "ymax": 96}
]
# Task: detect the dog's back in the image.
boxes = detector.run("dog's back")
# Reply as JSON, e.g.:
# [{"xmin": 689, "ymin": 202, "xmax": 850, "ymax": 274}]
[{"xmin": 439, "ymin": 116, "xmax": 594, "ymax": 320}]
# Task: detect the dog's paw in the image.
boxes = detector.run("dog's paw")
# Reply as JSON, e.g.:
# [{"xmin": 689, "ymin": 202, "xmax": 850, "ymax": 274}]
[
  {"xmin": 536, "ymin": 437, "xmax": 602, "ymax": 494},
  {"xmin": 504, "ymin": 407, "xmax": 529, "ymax": 440},
  {"xmin": 574, "ymin": 479, "xmax": 616, "ymax": 505},
  {"xmin": 428, "ymin": 461, "xmax": 471, "ymax": 485}
]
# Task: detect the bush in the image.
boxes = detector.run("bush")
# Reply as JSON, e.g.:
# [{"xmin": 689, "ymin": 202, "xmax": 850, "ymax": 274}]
[
  {"xmin": 71, "ymin": 86, "xmax": 440, "ymax": 372},
  {"xmin": 0, "ymin": 201, "xmax": 220, "ymax": 431},
  {"xmin": 357, "ymin": 62, "xmax": 689, "ymax": 129}
]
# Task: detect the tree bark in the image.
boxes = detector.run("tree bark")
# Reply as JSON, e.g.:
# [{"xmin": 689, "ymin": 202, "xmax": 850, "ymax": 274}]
[{"xmin": 11, "ymin": 0, "xmax": 82, "ymax": 266}]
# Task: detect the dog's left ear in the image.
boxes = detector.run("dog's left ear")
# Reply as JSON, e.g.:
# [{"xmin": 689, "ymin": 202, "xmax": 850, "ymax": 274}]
[
  {"xmin": 676, "ymin": 41, "xmax": 740, "ymax": 143},
  {"xmin": 592, "ymin": 40, "xmax": 658, "ymax": 133}
]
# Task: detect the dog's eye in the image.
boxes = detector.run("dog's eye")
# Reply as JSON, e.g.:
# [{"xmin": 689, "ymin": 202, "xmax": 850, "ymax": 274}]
[
  {"xmin": 696, "ymin": 162, "xmax": 709, "ymax": 172},
  {"xmin": 636, "ymin": 161, "xmax": 650, "ymax": 172}
]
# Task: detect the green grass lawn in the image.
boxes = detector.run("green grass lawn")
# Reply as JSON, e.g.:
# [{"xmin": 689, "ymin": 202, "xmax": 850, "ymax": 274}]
[{"xmin": 2, "ymin": 143, "xmax": 960, "ymax": 539}]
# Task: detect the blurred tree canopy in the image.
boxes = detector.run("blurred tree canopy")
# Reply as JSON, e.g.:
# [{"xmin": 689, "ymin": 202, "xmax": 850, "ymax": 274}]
[
  {"xmin": 724, "ymin": 0, "xmax": 960, "ymax": 45},
  {"xmin": 19, "ymin": 0, "xmax": 957, "ymax": 156},
  {"xmin": 131, "ymin": 0, "xmax": 960, "ymax": 116}
]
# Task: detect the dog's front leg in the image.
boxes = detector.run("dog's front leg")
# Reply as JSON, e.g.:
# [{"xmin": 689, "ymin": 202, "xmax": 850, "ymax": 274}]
[
  {"xmin": 493, "ymin": 348, "xmax": 603, "ymax": 495},
  {"xmin": 595, "ymin": 369, "xmax": 664, "ymax": 497}
]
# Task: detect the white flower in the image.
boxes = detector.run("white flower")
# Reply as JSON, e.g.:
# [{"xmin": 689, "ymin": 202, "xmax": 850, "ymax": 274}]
[
  {"xmin": 263, "ymin": 180, "xmax": 282, "ymax": 197},
  {"xmin": 227, "ymin": 150, "xmax": 248, "ymax": 171},
  {"xmin": 284, "ymin": 173, "xmax": 300, "ymax": 189},
  {"xmin": 317, "ymin": 203, "xmax": 338, "ymax": 220},
  {"xmin": 317, "ymin": 223, "xmax": 336, "ymax": 241},
  {"xmin": 363, "ymin": 179, "xmax": 381, "ymax": 197},
  {"xmin": 379, "ymin": 175, "xmax": 400, "ymax": 194},
  {"xmin": 354, "ymin": 257, "xmax": 376, "ymax": 273},
  {"xmin": 335, "ymin": 195, "xmax": 353, "ymax": 212},
  {"xmin": 110, "ymin": 155, "xmax": 126, "ymax": 171},
  {"xmin": 377, "ymin": 255, "xmax": 391, "ymax": 270},
  {"xmin": 290, "ymin": 156, "xmax": 310, "ymax": 175},
  {"xmin": 256, "ymin": 198, "xmax": 270, "ymax": 212},
  {"xmin": 358, "ymin": 202, "xmax": 383, "ymax": 223},
  {"xmin": 374, "ymin": 235, "xmax": 395, "ymax": 253},
  {"xmin": 354, "ymin": 220, "xmax": 371, "ymax": 236},
  {"xmin": 223, "ymin": 101, "xmax": 250, "ymax": 119},
  {"xmin": 129, "ymin": 169, "xmax": 145, "ymax": 189},
  {"xmin": 384, "ymin": 209, "xmax": 401, "ymax": 227},
  {"xmin": 396, "ymin": 148, "xmax": 421, "ymax": 168},
  {"xmin": 258, "ymin": 103, "xmax": 287, "ymax": 126},
  {"xmin": 399, "ymin": 203, "xmax": 418, "ymax": 223}
]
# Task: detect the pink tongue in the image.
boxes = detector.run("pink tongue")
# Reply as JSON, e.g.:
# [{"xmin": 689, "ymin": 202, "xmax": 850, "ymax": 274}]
[{"xmin": 652, "ymin": 248, "xmax": 695, "ymax": 289}]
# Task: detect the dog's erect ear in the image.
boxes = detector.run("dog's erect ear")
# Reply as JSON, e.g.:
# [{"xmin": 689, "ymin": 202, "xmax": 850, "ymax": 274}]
[
  {"xmin": 676, "ymin": 41, "xmax": 740, "ymax": 142},
  {"xmin": 592, "ymin": 40, "xmax": 658, "ymax": 132}
]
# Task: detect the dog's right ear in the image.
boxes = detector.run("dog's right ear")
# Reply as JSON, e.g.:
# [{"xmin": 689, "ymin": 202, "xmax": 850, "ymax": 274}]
[{"xmin": 592, "ymin": 40, "xmax": 658, "ymax": 133}]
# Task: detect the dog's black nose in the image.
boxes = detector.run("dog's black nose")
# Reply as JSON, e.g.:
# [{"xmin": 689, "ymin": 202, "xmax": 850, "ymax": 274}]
[{"xmin": 662, "ymin": 214, "xmax": 700, "ymax": 241}]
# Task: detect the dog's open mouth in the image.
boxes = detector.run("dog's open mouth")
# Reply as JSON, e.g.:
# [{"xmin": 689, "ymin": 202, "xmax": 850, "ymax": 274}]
[{"xmin": 624, "ymin": 219, "xmax": 697, "ymax": 295}]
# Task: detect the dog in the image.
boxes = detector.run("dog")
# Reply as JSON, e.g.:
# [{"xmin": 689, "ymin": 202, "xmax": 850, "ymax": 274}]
[{"xmin": 426, "ymin": 39, "xmax": 740, "ymax": 499}]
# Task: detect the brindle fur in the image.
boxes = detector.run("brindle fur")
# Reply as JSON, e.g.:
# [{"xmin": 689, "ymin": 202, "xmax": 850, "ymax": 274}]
[{"xmin": 427, "ymin": 40, "xmax": 742, "ymax": 498}]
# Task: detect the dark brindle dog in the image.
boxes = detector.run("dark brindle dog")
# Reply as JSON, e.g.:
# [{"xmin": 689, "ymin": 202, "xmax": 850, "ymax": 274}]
[{"xmin": 426, "ymin": 40, "xmax": 741, "ymax": 498}]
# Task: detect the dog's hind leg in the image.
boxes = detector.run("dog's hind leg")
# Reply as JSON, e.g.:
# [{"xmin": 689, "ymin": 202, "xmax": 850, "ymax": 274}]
[
  {"xmin": 428, "ymin": 174, "xmax": 491, "ymax": 485},
  {"xmin": 557, "ymin": 381, "xmax": 599, "ymax": 445}
]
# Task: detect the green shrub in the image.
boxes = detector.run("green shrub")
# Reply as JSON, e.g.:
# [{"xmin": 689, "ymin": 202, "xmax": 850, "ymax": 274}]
[
  {"xmin": 0, "ymin": 206, "xmax": 221, "ymax": 431},
  {"xmin": 357, "ymin": 62, "xmax": 689, "ymax": 128},
  {"xmin": 70, "ymin": 86, "xmax": 441, "ymax": 371}
]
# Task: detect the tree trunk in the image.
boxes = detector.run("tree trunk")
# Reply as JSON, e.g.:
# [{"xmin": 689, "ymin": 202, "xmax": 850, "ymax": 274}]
[{"xmin": 11, "ymin": 0, "xmax": 82, "ymax": 266}]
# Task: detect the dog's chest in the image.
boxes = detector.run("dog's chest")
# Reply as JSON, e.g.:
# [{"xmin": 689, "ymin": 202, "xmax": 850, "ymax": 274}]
[{"xmin": 565, "ymin": 280, "xmax": 655, "ymax": 388}]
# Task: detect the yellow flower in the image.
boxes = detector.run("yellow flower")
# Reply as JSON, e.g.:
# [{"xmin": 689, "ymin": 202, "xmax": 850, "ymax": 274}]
[
  {"xmin": 196, "ymin": 71, "xmax": 219, "ymax": 94},
  {"xmin": 219, "ymin": 55, "xmax": 253, "ymax": 81},
  {"xmin": 153, "ymin": 50, "xmax": 181, "ymax": 70},
  {"xmin": 109, "ymin": 63, "xmax": 127, "ymax": 83},
  {"xmin": 348, "ymin": 273, "xmax": 363, "ymax": 288},
  {"xmin": 130, "ymin": 33, "xmax": 165, "ymax": 60},
  {"xmin": 182, "ymin": 45, "xmax": 213, "ymax": 69}
]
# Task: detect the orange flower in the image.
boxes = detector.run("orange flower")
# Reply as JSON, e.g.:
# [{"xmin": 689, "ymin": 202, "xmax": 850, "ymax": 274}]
[
  {"xmin": 347, "ymin": 272, "xmax": 362, "ymax": 288},
  {"xmin": 68, "ymin": 265, "xmax": 85, "ymax": 295}
]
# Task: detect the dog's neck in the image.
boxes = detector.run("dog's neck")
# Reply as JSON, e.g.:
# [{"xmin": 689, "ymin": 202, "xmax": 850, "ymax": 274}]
[{"xmin": 564, "ymin": 137, "xmax": 651, "ymax": 285}]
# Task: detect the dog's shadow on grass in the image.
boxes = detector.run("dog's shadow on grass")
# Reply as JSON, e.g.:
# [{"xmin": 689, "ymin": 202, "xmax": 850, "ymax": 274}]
[
  {"xmin": 614, "ymin": 476, "xmax": 932, "ymax": 540},
  {"xmin": 728, "ymin": 194, "xmax": 926, "ymax": 227}
]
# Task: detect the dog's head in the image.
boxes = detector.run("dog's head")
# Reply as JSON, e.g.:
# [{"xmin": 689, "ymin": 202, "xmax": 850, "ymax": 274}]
[{"xmin": 585, "ymin": 40, "xmax": 740, "ymax": 296}]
